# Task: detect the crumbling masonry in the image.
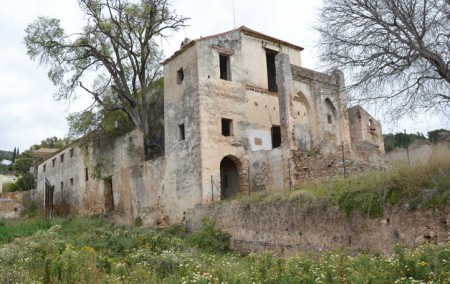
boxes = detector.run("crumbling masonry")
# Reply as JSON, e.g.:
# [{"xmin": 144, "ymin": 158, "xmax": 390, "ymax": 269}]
[{"xmin": 36, "ymin": 27, "xmax": 384, "ymax": 225}]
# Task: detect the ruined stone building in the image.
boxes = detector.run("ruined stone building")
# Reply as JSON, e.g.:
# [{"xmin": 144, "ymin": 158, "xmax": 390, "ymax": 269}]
[{"xmin": 36, "ymin": 27, "xmax": 384, "ymax": 225}]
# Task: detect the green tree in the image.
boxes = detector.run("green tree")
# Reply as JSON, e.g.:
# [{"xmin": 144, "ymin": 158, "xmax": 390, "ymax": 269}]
[
  {"xmin": 13, "ymin": 150, "xmax": 35, "ymax": 175},
  {"xmin": 428, "ymin": 129, "xmax": 450, "ymax": 143},
  {"xmin": 12, "ymin": 147, "xmax": 16, "ymax": 164},
  {"xmin": 316, "ymin": 0, "xmax": 450, "ymax": 117},
  {"xmin": 25, "ymin": 0, "xmax": 188, "ymax": 159},
  {"xmin": 35, "ymin": 136, "xmax": 69, "ymax": 149},
  {"xmin": 383, "ymin": 132, "xmax": 427, "ymax": 152}
]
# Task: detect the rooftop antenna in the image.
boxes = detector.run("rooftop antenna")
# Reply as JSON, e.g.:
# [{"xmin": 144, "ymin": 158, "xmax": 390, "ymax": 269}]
[{"xmin": 232, "ymin": 0, "xmax": 236, "ymax": 28}]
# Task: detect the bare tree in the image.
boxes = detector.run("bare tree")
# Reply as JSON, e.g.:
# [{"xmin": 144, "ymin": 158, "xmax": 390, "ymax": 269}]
[
  {"xmin": 25, "ymin": 0, "xmax": 188, "ymax": 159},
  {"xmin": 316, "ymin": 0, "xmax": 449, "ymax": 117}
]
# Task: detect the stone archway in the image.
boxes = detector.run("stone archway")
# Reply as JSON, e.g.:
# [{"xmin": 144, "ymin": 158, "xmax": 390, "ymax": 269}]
[{"xmin": 220, "ymin": 156, "xmax": 240, "ymax": 199}]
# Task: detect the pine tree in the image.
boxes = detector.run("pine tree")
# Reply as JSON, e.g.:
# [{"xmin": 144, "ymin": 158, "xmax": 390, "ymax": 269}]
[{"xmin": 12, "ymin": 147, "xmax": 16, "ymax": 164}]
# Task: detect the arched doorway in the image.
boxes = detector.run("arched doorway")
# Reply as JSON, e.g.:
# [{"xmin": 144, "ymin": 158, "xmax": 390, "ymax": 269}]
[{"xmin": 220, "ymin": 156, "xmax": 240, "ymax": 199}]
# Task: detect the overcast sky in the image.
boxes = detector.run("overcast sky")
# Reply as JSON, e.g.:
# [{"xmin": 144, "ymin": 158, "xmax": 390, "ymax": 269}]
[{"xmin": 0, "ymin": 0, "xmax": 448, "ymax": 152}]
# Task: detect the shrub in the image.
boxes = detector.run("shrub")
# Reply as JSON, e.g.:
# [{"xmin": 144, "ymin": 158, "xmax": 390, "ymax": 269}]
[
  {"xmin": 186, "ymin": 219, "xmax": 231, "ymax": 253},
  {"xmin": 3, "ymin": 182, "xmax": 19, "ymax": 192}
]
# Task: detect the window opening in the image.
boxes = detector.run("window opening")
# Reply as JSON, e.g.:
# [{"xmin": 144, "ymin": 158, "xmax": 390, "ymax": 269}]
[
  {"xmin": 52, "ymin": 158, "xmax": 56, "ymax": 167},
  {"xmin": 60, "ymin": 182, "xmax": 63, "ymax": 190},
  {"xmin": 70, "ymin": 178, "xmax": 73, "ymax": 186},
  {"xmin": 271, "ymin": 125, "xmax": 281, "ymax": 148},
  {"xmin": 69, "ymin": 148, "xmax": 74, "ymax": 158},
  {"xmin": 85, "ymin": 168, "xmax": 89, "ymax": 181},
  {"xmin": 219, "ymin": 54, "xmax": 231, "ymax": 81},
  {"xmin": 179, "ymin": 124, "xmax": 185, "ymax": 140},
  {"xmin": 221, "ymin": 118, "xmax": 233, "ymax": 136},
  {"xmin": 60, "ymin": 153, "xmax": 64, "ymax": 163},
  {"xmin": 266, "ymin": 50, "xmax": 278, "ymax": 92},
  {"xmin": 43, "ymin": 164, "xmax": 46, "ymax": 173},
  {"xmin": 327, "ymin": 114, "xmax": 333, "ymax": 124},
  {"xmin": 177, "ymin": 68, "xmax": 184, "ymax": 85}
]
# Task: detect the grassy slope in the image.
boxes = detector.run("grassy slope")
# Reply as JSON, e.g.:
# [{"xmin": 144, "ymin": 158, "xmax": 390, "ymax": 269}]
[
  {"xmin": 235, "ymin": 148, "xmax": 450, "ymax": 217},
  {"xmin": 0, "ymin": 215, "xmax": 449, "ymax": 283}
]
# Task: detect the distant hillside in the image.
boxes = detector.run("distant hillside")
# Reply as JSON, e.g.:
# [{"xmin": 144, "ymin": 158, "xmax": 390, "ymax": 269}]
[
  {"xmin": 383, "ymin": 128, "xmax": 450, "ymax": 152},
  {"xmin": 0, "ymin": 150, "xmax": 13, "ymax": 161}
]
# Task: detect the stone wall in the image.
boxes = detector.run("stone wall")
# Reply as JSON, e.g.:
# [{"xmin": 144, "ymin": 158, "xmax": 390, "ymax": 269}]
[
  {"xmin": 348, "ymin": 105, "xmax": 385, "ymax": 164},
  {"xmin": 186, "ymin": 200, "xmax": 449, "ymax": 255},
  {"xmin": 0, "ymin": 174, "xmax": 18, "ymax": 193},
  {"xmin": 0, "ymin": 190, "xmax": 37, "ymax": 219},
  {"xmin": 386, "ymin": 141, "xmax": 450, "ymax": 166}
]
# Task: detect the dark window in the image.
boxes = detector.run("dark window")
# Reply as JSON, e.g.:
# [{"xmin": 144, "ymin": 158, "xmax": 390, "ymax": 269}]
[
  {"xmin": 179, "ymin": 124, "xmax": 185, "ymax": 140},
  {"xmin": 60, "ymin": 181, "xmax": 64, "ymax": 190},
  {"xmin": 69, "ymin": 148, "xmax": 74, "ymax": 158},
  {"xmin": 43, "ymin": 164, "xmax": 46, "ymax": 173},
  {"xmin": 219, "ymin": 54, "xmax": 231, "ymax": 81},
  {"xmin": 85, "ymin": 168, "xmax": 89, "ymax": 181},
  {"xmin": 70, "ymin": 178, "xmax": 74, "ymax": 186},
  {"xmin": 221, "ymin": 118, "xmax": 233, "ymax": 136},
  {"xmin": 177, "ymin": 68, "xmax": 184, "ymax": 84},
  {"xmin": 60, "ymin": 153, "xmax": 64, "ymax": 163},
  {"xmin": 266, "ymin": 50, "xmax": 278, "ymax": 92},
  {"xmin": 271, "ymin": 125, "xmax": 281, "ymax": 148},
  {"xmin": 327, "ymin": 114, "xmax": 332, "ymax": 124},
  {"xmin": 52, "ymin": 158, "xmax": 56, "ymax": 167}
]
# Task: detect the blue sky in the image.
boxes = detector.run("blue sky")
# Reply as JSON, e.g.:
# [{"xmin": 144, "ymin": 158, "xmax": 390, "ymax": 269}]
[{"xmin": 0, "ymin": 0, "xmax": 448, "ymax": 151}]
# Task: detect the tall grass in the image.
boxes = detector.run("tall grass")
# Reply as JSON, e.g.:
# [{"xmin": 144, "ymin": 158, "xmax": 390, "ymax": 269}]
[
  {"xmin": 0, "ymin": 215, "xmax": 448, "ymax": 283},
  {"xmin": 235, "ymin": 147, "xmax": 450, "ymax": 217}
]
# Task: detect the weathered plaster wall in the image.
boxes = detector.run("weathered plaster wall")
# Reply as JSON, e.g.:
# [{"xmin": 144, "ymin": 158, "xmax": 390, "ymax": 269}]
[
  {"xmin": 163, "ymin": 42, "xmax": 204, "ymax": 223},
  {"xmin": 249, "ymin": 149, "xmax": 284, "ymax": 192},
  {"xmin": 36, "ymin": 130, "xmax": 166, "ymax": 225},
  {"xmin": 290, "ymin": 67, "xmax": 352, "ymax": 157},
  {"xmin": 348, "ymin": 105, "xmax": 385, "ymax": 163},
  {"xmin": 241, "ymin": 33, "xmax": 301, "ymax": 90},
  {"xmin": 187, "ymin": 201, "xmax": 449, "ymax": 255},
  {"xmin": 386, "ymin": 141, "xmax": 450, "ymax": 166},
  {"xmin": 36, "ymin": 145, "xmax": 87, "ymax": 214},
  {"xmin": 0, "ymin": 174, "xmax": 18, "ymax": 193}
]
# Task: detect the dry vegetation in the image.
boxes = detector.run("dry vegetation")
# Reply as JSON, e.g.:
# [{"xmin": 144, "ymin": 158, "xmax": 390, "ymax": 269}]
[{"xmin": 236, "ymin": 147, "xmax": 450, "ymax": 218}]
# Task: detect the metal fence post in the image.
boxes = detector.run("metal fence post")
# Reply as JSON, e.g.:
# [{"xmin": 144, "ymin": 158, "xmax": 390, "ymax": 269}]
[
  {"xmin": 211, "ymin": 175, "xmax": 214, "ymax": 203},
  {"xmin": 342, "ymin": 143, "xmax": 347, "ymax": 178}
]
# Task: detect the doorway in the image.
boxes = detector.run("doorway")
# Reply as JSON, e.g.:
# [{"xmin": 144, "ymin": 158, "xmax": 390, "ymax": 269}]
[
  {"xmin": 104, "ymin": 176, "xmax": 114, "ymax": 212},
  {"xmin": 220, "ymin": 156, "xmax": 240, "ymax": 199}
]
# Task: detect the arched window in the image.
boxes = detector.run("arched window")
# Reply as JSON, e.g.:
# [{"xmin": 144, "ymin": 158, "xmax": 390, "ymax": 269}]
[{"xmin": 324, "ymin": 98, "xmax": 337, "ymax": 124}]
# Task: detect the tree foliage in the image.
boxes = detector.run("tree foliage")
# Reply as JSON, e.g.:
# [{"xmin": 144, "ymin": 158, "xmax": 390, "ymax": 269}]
[
  {"xmin": 316, "ymin": 0, "xmax": 450, "ymax": 117},
  {"xmin": 25, "ymin": 0, "xmax": 188, "ymax": 159},
  {"xmin": 428, "ymin": 128, "xmax": 450, "ymax": 143},
  {"xmin": 383, "ymin": 131, "xmax": 427, "ymax": 152}
]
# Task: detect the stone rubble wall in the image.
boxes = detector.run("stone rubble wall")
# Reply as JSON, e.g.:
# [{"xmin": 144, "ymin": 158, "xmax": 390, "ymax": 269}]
[
  {"xmin": 0, "ymin": 190, "xmax": 37, "ymax": 219},
  {"xmin": 187, "ymin": 200, "xmax": 449, "ymax": 255}
]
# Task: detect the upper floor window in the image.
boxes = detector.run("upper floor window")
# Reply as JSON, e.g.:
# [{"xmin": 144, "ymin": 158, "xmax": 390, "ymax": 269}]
[
  {"xmin": 43, "ymin": 164, "xmax": 46, "ymax": 173},
  {"xmin": 177, "ymin": 68, "xmax": 184, "ymax": 85},
  {"xmin": 271, "ymin": 125, "xmax": 281, "ymax": 148},
  {"xmin": 52, "ymin": 158, "xmax": 56, "ymax": 167},
  {"xmin": 179, "ymin": 123, "xmax": 186, "ymax": 140},
  {"xmin": 266, "ymin": 49, "xmax": 278, "ymax": 93},
  {"xmin": 221, "ymin": 118, "xmax": 233, "ymax": 136},
  {"xmin": 219, "ymin": 54, "xmax": 231, "ymax": 81},
  {"xmin": 324, "ymin": 98, "xmax": 337, "ymax": 125},
  {"xmin": 60, "ymin": 153, "xmax": 64, "ymax": 163},
  {"xmin": 69, "ymin": 148, "xmax": 74, "ymax": 158}
]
